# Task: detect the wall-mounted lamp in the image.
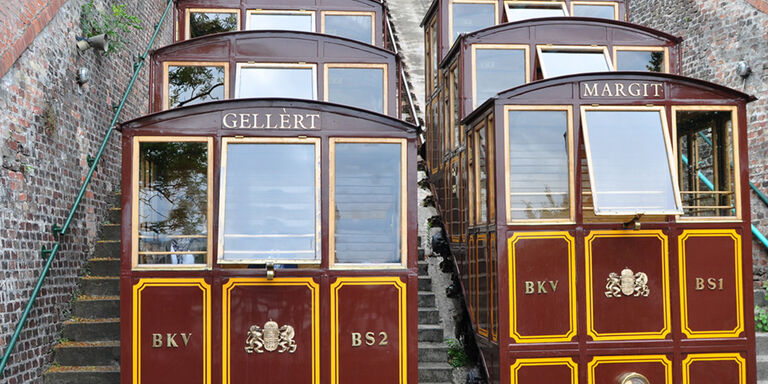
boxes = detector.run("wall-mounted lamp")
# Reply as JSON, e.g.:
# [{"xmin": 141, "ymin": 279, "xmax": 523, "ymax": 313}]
[
  {"xmin": 77, "ymin": 67, "xmax": 90, "ymax": 85},
  {"xmin": 75, "ymin": 34, "xmax": 109, "ymax": 52},
  {"xmin": 736, "ymin": 61, "xmax": 752, "ymax": 78}
]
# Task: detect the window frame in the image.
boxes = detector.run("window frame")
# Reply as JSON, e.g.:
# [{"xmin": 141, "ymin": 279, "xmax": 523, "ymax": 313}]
[
  {"xmin": 504, "ymin": 1, "xmax": 569, "ymax": 22},
  {"xmin": 570, "ymin": 1, "xmax": 620, "ymax": 20},
  {"xmin": 473, "ymin": 118, "xmax": 493, "ymax": 225},
  {"xmin": 131, "ymin": 136, "xmax": 214, "ymax": 270},
  {"xmin": 580, "ymin": 105, "xmax": 683, "ymax": 216},
  {"xmin": 323, "ymin": 63, "xmax": 388, "ymax": 113},
  {"xmin": 471, "ymin": 43, "xmax": 531, "ymax": 109},
  {"xmin": 613, "ymin": 46, "xmax": 670, "ymax": 73},
  {"xmin": 672, "ymin": 105, "xmax": 741, "ymax": 222},
  {"xmin": 234, "ymin": 62, "xmax": 318, "ymax": 100},
  {"xmin": 217, "ymin": 136, "xmax": 322, "ymax": 265},
  {"xmin": 162, "ymin": 61, "xmax": 230, "ymax": 111},
  {"xmin": 245, "ymin": 9, "xmax": 316, "ymax": 32},
  {"xmin": 329, "ymin": 137, "xmax": 408, "ymax": 269},
  {"xmin": 320, "ymin": 10, "xmax": 376, "ymax": 45},
  {"xmin": 536, "ymin": 45, "xmax": 614, "ymax": 79},
  {"xmin": 450, "ymin": 62, "xmax": 461, "ymax": 149},
  {"xmin": 503, "ymin": 105, "xmax": 575, "ymax": 224},
  {"xmin": 449, "ymin": 0, "xmax": 499, "ymax": 45},
  {"xmin": 184, "ymin": 8, "xmax": 241, "ymax": 40}
]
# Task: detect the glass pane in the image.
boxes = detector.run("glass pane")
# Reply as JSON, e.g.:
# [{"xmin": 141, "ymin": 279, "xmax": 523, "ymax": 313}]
[
  {"xmin": 505, "ymin": 5, "xmax": 566, "ymax": 22},
  {"xmin": 327, "ymin": 67, "xmax": 384, "ymax": 113},
  {"xmin": 584, "ymin": 110, "xmax": 680, "ymax": 214},
  {"xmin": 475, "ymin": 48, "xmax": 526, "ymax": 105},
  {"xmin": 451, "ymin": 65, "xmax": 460, "ymax": 147},
  {"xmin": 540, "ymin": 50, "xmax": 610, "ymax": 78},
  {"xmin": 616, "ymin": 50, "xmax": 665, "ymax": 72},
  {"xmin": 508, "ymin": 111, "xmax": 569, "ymax": 220},
  {"xmin": 248, "ymin": 13, "xmax": 313, "ymax": 31},
  {"xmin": 476, "ymin": 127, "xmax": 488, "ymax": 223},
  {"xmin": 167, "ymin": 65, "xmax": 226, "ymax": 109},
  {"xmin": 677, "ymin": 110, "xmax": 735, "ymax": 217},
  {"xmin": 222, "ymin": 143, "xmax": 316, "ymax": 261},
  {"xmin": 452, "ymin": 3, "xmax": 496, "ymax": 42},
  {"xmin": 334, "ymin": 143, "xmax": 402, "ymax": 264},
  {"xmin": 189, "ymin": 12, "xmax": 238, "ymax": 38},
  {"xmin": 324, "ymin": 14, "xmax": 372, "ymax": 44},
  {"xmin": 237, "ymin": 67, "xmax": 314, "ymax": 99},
  {"xmin": 572, "ymin": 4, "xmax": 615, "ymax": 19},
  {"xmin": 138, "ymin": 142, "xmax": 208, "ymax": 265}
]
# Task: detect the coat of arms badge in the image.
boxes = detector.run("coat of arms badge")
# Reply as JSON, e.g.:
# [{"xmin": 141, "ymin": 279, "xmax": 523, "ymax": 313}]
[
  {"xmin": 605, "ymin": 268, "xmax": 650, "ymax": 298},
  {"xmin": 244, "ymin": 320, "xmax": 297, "ymax": 354}
]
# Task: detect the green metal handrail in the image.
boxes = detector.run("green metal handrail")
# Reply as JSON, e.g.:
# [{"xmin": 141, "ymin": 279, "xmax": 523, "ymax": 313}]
[{"xmin": 0, "ymin": 0, "xmax": 173, "ymax": 377}]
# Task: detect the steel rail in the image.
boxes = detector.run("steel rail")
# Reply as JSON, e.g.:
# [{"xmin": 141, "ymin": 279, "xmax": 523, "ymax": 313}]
[{"xmin": 0, "ymin": 0, "xmax": 174, "ymax": 377}]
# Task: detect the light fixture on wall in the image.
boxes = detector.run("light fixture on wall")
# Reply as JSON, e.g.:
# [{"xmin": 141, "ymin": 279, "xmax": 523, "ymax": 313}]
[
  {"xmin": 75, "ymin": 34, "xmax": 109, "ymax": 52},
  {"xmin": 736, "ymin": 61, "xmax": 752, "ymax": 78},
  {"xmin": 76, "ymin": 67, "xmax": 90, "ymax": 85}
]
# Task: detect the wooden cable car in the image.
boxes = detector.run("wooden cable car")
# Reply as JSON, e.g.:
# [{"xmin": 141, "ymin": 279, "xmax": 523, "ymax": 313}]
[{"xmin": 119, "ymin": 2, "xmax": 420, "ymax": 382}]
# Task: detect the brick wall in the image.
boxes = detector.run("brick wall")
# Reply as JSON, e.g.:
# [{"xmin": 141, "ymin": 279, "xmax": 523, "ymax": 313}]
[
  {"xmin": 0, "ymin": 0, "xmax": 172, "ymax": 382},
  {"xmin": 628, "ymin": 0, "xmax": 768, "ymax": 286}
]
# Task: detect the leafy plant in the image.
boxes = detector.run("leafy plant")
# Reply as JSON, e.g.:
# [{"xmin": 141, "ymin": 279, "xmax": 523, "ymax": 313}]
[
  {"xmin": 445, "ymin": 338, "xmax": 467, "ymax": 367},
  {"xmin": 80, "ymin": 1, "xmax": 142, "ymax": 55},
  {"xmin": 756, "ymin": 306, "xmax": 768, "ymax": 332}
]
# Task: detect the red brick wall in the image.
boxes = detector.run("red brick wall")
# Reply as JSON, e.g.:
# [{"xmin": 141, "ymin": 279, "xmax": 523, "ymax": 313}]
[
  {"xmin": 0, "ymin": 0, "xmax": 68, "ymax": 78},
  {"xmin": 746, "ymin": 0, "xmax": 768, "ymax": 13}
]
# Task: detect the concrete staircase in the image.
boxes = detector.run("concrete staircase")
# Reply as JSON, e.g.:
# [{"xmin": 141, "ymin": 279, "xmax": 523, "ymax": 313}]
[
  {"xmin": 418, "ymin": 260, "xmax": 455, "ymax": 383},
  {"xmin": 43, "ymin": 197, "xmax": 121, "ymax": 384},
  {"xmin": 758, "ymin": 333, "xmax": 768, "ymax": 383}
]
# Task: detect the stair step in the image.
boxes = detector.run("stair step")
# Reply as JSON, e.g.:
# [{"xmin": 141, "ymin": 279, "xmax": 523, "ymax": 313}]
[
  {"xmin": 53, "ymin": 341, "xmax": 120, "ymax": 366},
  {"xmin": 418, "ymin": 292, "xmax": 436, "ymax": 307},
  {"xmin": 418, "ymin": 362, "xmax": 453, "ymax": 382},
  {"xmin": 419, "ymin": 342, "xmax": 449, "ymax": 362},
  {"xmin": 100, "ymin": 224, "xmax": 120, "ymax": 241},
  {"xmin": 44, "ymin": 366, "xmax": 120, "ymax": 384},
  {"xmin": 109, "ymin": 192, "xmax": 121, "ymax": 208},
  {"xmin": 81, "ymin": 277, "xmax": 120, "ymax": 296},
  {"xmin": 87, "ymin": 258, "xmax": 120, "ymax": 276},
  {"xmin": 418, "ymin": 261, "xmax": 429, "ymax": 275},
  {"xmin": 106, "ymin": 207, "xmax": 121, "ymax": 224},
  {"xmin": 62, "ymin": 318, "xmax": 120, "ymax": 341},
  {"xmin": 758, "ymin": 355, "xmax": 768, "ymax": 381},
  {"xmin": 72, "ymin": 296, "xmax": 120, "ymax": 319},
  {"xmin": 418, "ymin": 324, "xmax": 445, "ymax": 342},
  {"xmin": 418, "ymin": 276, "xmax": 432, "ymax": 291},
  {"xmin": 418, "ymin": 307, "xmax": 440, "ymax": 324},
  {"xmin": 92, "ymin": 241, "xmax": 120, "ymax": 259}
]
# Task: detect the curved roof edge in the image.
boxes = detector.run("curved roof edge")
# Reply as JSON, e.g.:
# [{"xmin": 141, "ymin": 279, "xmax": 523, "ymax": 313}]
[
  {"xmin": 465, "ymin": 16, "xmax": 683, "ymax": 43},
  {"xmin": 120, "ymin": 98, "xmax": 419, "ymax": 134},
  {"xmin": 151, "ymin": 30, "xmax": 396, "ymax": 58},
  {"xmin": 462, "ymin": 71, "xmax": 757, "ymax": 123}
]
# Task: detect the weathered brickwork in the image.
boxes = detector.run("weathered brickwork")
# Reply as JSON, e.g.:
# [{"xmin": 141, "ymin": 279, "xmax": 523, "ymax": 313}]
[
  {"xmin": 0, "ymin": 0, "xmax": 172, "ymax": 382},
  {"xmin": 0, "ymin": 0, "xmax": 69, "ymax": 78},
  {"xmin": 629, "ymin": 0, "xmax": 768, "ymax": 286}
]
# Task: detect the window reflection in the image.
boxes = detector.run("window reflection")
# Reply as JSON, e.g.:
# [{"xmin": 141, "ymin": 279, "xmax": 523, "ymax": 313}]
[
  {"xmin": 221, "ymin": 142, "xmax": 318, "ymax": 262},
  {"xmin": 324, "ymin": 14, "xmax": 373, "ymax": 44},
  {"xmin": 188, "ymin": 11, "xmax": 238, "ymax": 38},
  {"xmin": 452, "ymin": 3, "xmax": 496, "ymax": 42},
  {"xmin": 475, "ymin": 126, "xmax": 489, "ymax": 223},
  {"xmin": 676, "ymin": 110, "xmax": 736, "ymax": 217},
  {"xmin": 583, "ymin": 109, "xmax": 681, "ymax": 214},
  {"xmin": 505, "ymin": 3, "xmax": 567, "ymax": 22},
  {"xmin": 247, "ymin": 11, "xmax": 314, "ymax": 31},
  {"xmin": 616, "ymin": 50, "xmax": 665, "ymax": 72},
  {"xmin": 539, "ymin": 48, "xmax": 612, "ymax": 78},
  {"xmin": 236, "ymin": 65, "xmax": 315, "ymax": 99},
  {"xmin": 333, "ymin": 142, "xmax": 402, "ymax": 264},
  {"xmin": 327, "ymin": 67, "xmax": 384, "ymax": 113},
  {"xmin": 138, "ymin": 141, "xmax": 208, "ymax": 265},
  {"xmin": 507, "ymin": 110, "xmax": 570, "ymax": 221},
  {"xmin": 572, "ymin": 4, "xmax": 616, "ymax": 19},
  {"xmin": 166, "ymin": 65, "xmax": 226, "ymax": 109},
  {"xmin": 475, "ymin": 48, "xmax": 526, "ymax": 107}
]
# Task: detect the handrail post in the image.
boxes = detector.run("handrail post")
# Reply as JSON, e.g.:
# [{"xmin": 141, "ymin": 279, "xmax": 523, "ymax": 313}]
[{"xmin": 0, "ymin": 0, "xmax": 174, "ymax": 378}]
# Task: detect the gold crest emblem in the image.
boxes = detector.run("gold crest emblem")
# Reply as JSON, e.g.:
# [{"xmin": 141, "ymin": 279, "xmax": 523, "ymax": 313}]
[
  {"xmin": 244, "ymin": 320, "xmax": 297, "ymax": 354},
  {"xmin": 605, "ymin": 268, "xmax": 649, "ymax": 298}
]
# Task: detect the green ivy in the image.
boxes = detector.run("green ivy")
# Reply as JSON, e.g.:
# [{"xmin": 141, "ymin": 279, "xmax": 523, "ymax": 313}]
[
  {"xmin": 80, "ymin": 1, "xmax": 143, "ymax": 55},
  {"xmin": 446, "ymin": 338, "xmax": 467, "ymax": 368},
  {"xmin": 756, "ymin": 306, "xmax": 768, "ymax": 332}
]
